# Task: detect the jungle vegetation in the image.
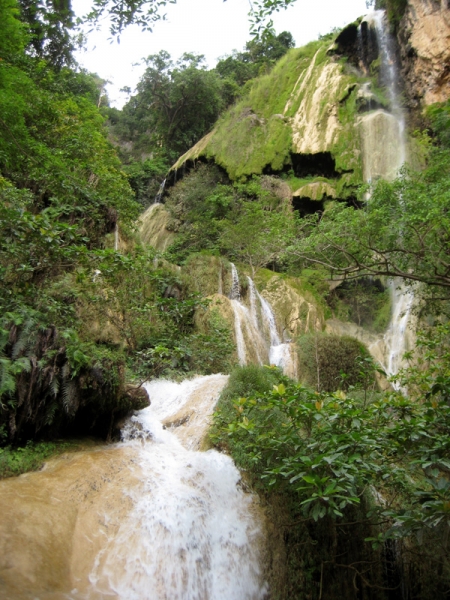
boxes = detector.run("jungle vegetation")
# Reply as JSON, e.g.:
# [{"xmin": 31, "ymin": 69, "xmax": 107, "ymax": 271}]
[{"xmin": 1, "ymin": 0, "xmax": 450, "ymax": 595}]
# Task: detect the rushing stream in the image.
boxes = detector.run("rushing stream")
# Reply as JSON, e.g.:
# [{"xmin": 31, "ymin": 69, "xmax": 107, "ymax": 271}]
[{"xmin": 0, "ymin": 375, "xmax": 268, "ymax": 599}]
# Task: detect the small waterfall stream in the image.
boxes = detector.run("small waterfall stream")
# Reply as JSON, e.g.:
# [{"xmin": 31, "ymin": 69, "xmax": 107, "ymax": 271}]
[
  {"xmin": 228, "ymin": 264, "xmax": 297, "ymax": 378},
  {"xmin": 359, "ymin": 11, "xmax": 415, "ymax": 380},
  {"xmin": 154, "ymin": 178, "xmax": 167, "ymax": 204}
]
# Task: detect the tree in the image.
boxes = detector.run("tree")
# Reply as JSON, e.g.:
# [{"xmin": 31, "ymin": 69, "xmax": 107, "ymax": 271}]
[
  {"xmin": 288, "ymin": 146, "xmax": 450, "ymax": 301},
  {"xmin": 220, "ymin": 197, "xmax": 295, "ymax": 276},
  {"xmin": 116, "ymin": 51, "xmax": 225, "ymax": 161},
  {"xmin": 215, "ymin": 29, "xmax": 295, "ymax": 93},
  {"xmin": 18, "ymin": 0, "xmax": 75, "ymax": 67}
]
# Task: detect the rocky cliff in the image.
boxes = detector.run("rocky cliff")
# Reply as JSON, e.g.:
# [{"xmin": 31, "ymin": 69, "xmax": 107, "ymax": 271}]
[
  {"xmin": 398, "ymin": 0, "xmax": 450, "ymax": 108},
  {"xmin": 171, "ymin": 37, "xmax": 364, "ymax": 207}
]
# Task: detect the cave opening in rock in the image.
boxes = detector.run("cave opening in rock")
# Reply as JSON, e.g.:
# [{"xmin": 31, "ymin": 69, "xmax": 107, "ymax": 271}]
[
  {"xmin": 291, "ymin": 152, "xmax": 341, "ymax": 178},
  {"xmin": 292, "ymin": 196, "xmax": 324, "ymax": 217}
]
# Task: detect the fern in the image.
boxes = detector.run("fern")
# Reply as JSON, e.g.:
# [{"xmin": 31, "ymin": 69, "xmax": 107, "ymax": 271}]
[
  {"xmin": 61, "ymin": 376, "xmax": 78, "ymax": 416},
  {"xmin": 11, "ymin": 317, "xmax": 38, "ymax": 360},
  {"xmin": 0, "ymin": 357, "xmax": 16, "ymax": 399},
  {"xmin": 44, "ymin": 400, "xmax": 58, "ymax": 426},
  {"xmin": 49, "ymin": 375, "xmax": 59, "ymax": 398}
]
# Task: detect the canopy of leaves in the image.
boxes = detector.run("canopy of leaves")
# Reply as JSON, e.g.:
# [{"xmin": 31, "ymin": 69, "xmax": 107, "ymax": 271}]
[
  {"xmin": 18, "ymin": 0, "xmax": 75, "ymax": 67},
  {"xmin": 110, "ymin": 51, "xmax": 225, "ymax": 162},
  {"xmin": 215, "ymin": 29, "xmax": 295, "ymax": 100}
]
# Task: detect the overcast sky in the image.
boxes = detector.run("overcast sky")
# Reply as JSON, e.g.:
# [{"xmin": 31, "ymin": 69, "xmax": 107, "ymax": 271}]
[{"xmin": 73, "ymin": 0, "xmax": 368, "ymax": 108}]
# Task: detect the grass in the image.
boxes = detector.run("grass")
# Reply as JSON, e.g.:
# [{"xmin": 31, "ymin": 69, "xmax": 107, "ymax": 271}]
[{"xmin": 0, "ymin": 439, "xmax": 95, "ymax": 480}]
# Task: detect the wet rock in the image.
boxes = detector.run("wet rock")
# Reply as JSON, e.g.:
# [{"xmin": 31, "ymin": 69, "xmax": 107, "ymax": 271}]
[{"xmin": 122, "ymin": 385, "xmax": 150, "ymax": 411}]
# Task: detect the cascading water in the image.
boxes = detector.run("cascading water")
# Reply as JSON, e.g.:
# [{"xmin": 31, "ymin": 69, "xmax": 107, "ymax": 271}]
[
  {"xmin": 227, "ymin": 264, "xmax": 297, "ymax": 377},
  {"xmin": 249, "ymin": 278, "xmax": 297, "ymax": 378},
  {"xmin": 229, "ymin": 266, "xmax": 265, "ymax": 365},
  {"xmin": 154, "ymin": 178, "xmax": 167, "ymax": 204},
  {"xmin": 360, "ymin": 11, "xmax": 415, "ymax": 380},
  {"xmin": 0, "ymin": 375, "xmax": 269, "ymax": 599}
]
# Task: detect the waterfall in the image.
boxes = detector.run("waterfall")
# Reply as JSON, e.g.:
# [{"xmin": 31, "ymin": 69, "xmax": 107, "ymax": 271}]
[
  {"xmin": 360, "ymin": 10, "xmax": 414, "ymax": 380},
  {"xmin": 383, "ymin": 282, "xmax": 415, "ymax": 379},
  {"xmin": 154, "ymin": 178, "xmax": 167, "ymax": 204},
  {"xmin": 255, "ymin": 283, "xmax": 297, "ymax": 378},
  {"xmin": 230, "ymin": 262, "xmax": 241, "ymax": 300},
  {"xmin": 0, "ymin": 375, "xmax": 269, "ymax": 599},
  {"xmin": 227, "ymin": 265, "xmax": 297, "ymax": 377}
]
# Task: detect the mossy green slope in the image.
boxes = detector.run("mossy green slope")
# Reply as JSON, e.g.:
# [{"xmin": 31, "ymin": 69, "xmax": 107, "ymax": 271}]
[{"xmin": 172, "ymin": 38, "xmax": 364, "ymax": 190}]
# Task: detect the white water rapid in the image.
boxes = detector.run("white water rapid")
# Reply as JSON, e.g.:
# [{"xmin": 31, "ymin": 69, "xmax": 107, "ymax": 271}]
[
  {"xmin": 360, "ymin": 11, "xmax": 415, "ymax": 380},
  {"xmin": 0, "ymin": 375, "xmax": 269, "ymax": 600}
]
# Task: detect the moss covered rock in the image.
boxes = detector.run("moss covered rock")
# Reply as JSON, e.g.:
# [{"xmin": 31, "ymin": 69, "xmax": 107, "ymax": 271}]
[
  {"xmin": 172, "ymin": 38, "xmax": 364, "ymax": 194},
  {"xmin": 138, "ymin": 203, "xmax": 176, "ymax": 251}
]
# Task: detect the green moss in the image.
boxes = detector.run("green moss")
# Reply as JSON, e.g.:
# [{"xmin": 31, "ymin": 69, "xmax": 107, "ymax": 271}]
[
  {"xmin": 172, "ymin": 34, "xmax": 369, "ymax": 190},
  {"xmin": 206, "ymin": 108, "xmax": 293, "ymax": 179},
  {"xmin": 333, "ymin": 82, "xmax": 363, "ymax": 184}
]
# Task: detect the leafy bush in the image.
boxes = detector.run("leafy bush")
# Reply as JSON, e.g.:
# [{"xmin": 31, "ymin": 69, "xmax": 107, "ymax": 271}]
[
  {"xmin": 297, "ymin": 333, "xmax": 375, "ymax": 392},
  {"xmin": 211, "ymin": 328, "xmax": 450, "ymax": 597},
  {"xmin": 329, "ymin": 278, "xmax": 391, "ymax": 332}
]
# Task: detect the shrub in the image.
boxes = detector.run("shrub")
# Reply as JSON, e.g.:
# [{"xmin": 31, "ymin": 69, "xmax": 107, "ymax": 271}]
[{"xmin": 297, "ymin": 333, "xmax": 374, "ymax": 392}]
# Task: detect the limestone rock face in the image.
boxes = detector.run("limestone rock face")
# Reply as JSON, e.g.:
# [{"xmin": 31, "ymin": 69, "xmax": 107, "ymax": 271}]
[
  {"xmin": 257, "ymin": 275, "xmax": 324, "ymax": 339},
  {"xmin": 289, "ymin": 59, "xmax": 344, "ymax": 155},
  {"xmin": 172, "ymin": 41, "xmax": 362, "ymax": 187},
  {"xmin": 139, "ymin": 203, "xmax": 176, "ymax": 251},
  {"xmin": 399, "ymin": 0, "xmax": 450, "ymax": 106}
]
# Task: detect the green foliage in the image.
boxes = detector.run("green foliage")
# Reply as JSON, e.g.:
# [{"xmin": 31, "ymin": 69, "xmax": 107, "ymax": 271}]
[
  {"xmin": 211, "ymin": 324, "xmax": 450, "ymax": 595},
  {"xmin": 212, "ymin": 366, "xmax": 450, "ymax": 532},
  {"xmin": 219, "ymin": 196, "xmax": 296, "ymax": 276},
  {"xmin": 122, "ymin": 157, "xmax": 169, "ymax": 208},
  {"xmin": 329, "ymin": 278, "xmax": 391, "ymax": 332},
  {"xmin": 164, "ymin": 164, "xmax": 297, "ymax": 270},
  {"xmin": 290, "ymin": 145, "xmax": 450, "ymax": 304},
  {"xmin": 163, "ymin": 164, "xmax": 231, "ymax": 262},
  {"xmin": 19, "ymin": 0, "xmax": 75, "ymax": 67},
  {"xmin": 215, "ymin": 30, "xmax": 295, "ymax": 103},
  {"xmin": 0, "ymin": 0, "xmax": 26, "ymax": 57},
  {"xmin": 426, "ymin": 99, "xmax": 450, "ymax": 149},
  {"xmin": 381, "ymin": 0, "xmax": 408, "ymax": 29},
  {"xmin": 111, "ymin": 51, "xmax": 226, "ymax": 162},
  {"xmin": 210, "ymin": 364, "xmax": 288, "ymax": 467},
  {"xmin": 0, "ymin": 1, "xmax": 159, "ymax": 445},
  {"xmin": 297, "ymin": 333, "xmax": 376, "ymax": 392},
  {"xmin": 0, "ymin": 439, "xmax": 81, "ymax": 478}
]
